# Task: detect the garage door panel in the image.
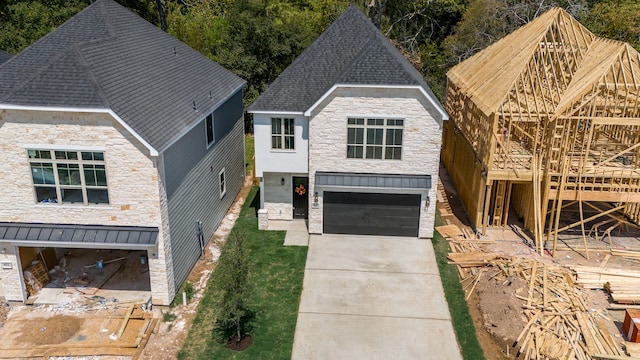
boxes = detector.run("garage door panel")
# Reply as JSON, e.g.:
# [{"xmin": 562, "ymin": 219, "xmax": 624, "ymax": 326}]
[{"xmin": 323, "ymin": 192, "xmax": 420, "ymax": 237}]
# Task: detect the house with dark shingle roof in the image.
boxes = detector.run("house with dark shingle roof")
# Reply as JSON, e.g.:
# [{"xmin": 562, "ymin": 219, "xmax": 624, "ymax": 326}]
[
  {"xmin": 0, "ymin": 0, "xmax": 246, "ymax": 305},
  {"xmin": 0, "ymin": 50, "xmax": 11, "ymax": 64},
  {"xmin": 248, "ymin": 5, "xmax": 447, "ymax": 238}
]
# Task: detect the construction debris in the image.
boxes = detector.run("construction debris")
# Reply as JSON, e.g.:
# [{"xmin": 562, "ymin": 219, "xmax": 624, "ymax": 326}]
[
  {"xmin": 0, "ymin": 303, "xmax": 156, "ymax": 359},
  {"xmin": 570, "ymin": 265, "xmax": 640, "ymax": 304},
  {"xmin": 440, "ymin": 223, "xmax": 626, "ymax": 359}
]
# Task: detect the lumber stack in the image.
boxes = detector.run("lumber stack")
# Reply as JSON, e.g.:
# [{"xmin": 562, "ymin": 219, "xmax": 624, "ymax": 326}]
[
  {"xmin": 611, "ymin": 249, "xmax": 640, "ymax": 260},
  {"xmin": 447, "ymin": 252, "xmax": 511, "ymax": 267},
  {"xmin": 570, "ymin": 264, "xmax": 640, "ymax": 304}
]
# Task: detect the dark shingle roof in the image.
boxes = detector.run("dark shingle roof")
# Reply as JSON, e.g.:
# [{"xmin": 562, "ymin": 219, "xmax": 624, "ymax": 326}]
[
  {"xmin": 248, "ymin": 4, "xmax": 443, "ymax": 116},
  {"xmin": 0, "ymin": 50, "xmax": 11, "ymax": 64},
  {"xmin": 0, "ymin": 0, "xmax": 245, "ymax": 152}
]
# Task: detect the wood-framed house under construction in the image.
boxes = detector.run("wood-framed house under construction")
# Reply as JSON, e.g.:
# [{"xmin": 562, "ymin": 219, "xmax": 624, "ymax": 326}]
[{"xmin": 442, "ymin": 7, "xmax": 640, "ymax": 255}]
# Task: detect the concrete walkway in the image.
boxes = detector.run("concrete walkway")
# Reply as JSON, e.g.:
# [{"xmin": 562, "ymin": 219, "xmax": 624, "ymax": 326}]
[
  {"xmin": 291, "ymin": 234, "xmax": 462, "ymax": 360},
  {"xmin": 267, "ymin": 219, "xmax": 309, "ymax": 246}
]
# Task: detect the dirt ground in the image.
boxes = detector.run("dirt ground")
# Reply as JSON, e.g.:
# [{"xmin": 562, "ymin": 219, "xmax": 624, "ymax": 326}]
[{"xmin": 438, "ymin": 163, "xmax": 640, "ymax": 359}]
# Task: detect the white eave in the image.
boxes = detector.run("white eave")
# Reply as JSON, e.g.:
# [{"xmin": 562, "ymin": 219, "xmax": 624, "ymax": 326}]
[
  {"xmin": 0, "ymin": 104, "xmax": 159, "ymax": 157},
  {"xmin": 303, "ymin": 84, "xmax": 450, "ymax": 122},
  {"xmin": 247, "ymin": 110, "xmax": 305, "ymax": 116}
]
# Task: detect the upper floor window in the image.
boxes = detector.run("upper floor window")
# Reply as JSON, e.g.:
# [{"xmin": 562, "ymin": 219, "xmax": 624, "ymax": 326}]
[
  {"xmin": 206, "ymin": 113, "xmax": 215, "ymax": 147},
  {"xmin": 347, "ymin": 118, "xmax": 403, "ymax": 160},
  {"xmin": 28, "ymin": 149, "xmax": 110, "ymax": 205},
  {"xmin": 271, "ymin": 117, "xmax": 295, "ymax": 150}
]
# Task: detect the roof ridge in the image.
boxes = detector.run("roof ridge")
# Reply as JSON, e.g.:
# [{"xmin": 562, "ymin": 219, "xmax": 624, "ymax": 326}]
[{"xmin": 74, "ymin": 46, "xmax": 112, "ymax": 108}]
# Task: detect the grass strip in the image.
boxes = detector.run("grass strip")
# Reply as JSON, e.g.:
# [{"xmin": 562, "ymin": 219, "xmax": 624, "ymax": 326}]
[
  {"xmin": 433, "ymin": 212, "xmax": 486, "ymax": 360},
  {"xmin": 178, "ymin": 186, "xmax": 307, "ymax": 359}
]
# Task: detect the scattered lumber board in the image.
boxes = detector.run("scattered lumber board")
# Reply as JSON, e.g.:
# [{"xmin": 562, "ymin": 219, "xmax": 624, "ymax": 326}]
[{"xmin": 569, "ymin": 264, "xmax": 640, "ymax": 303}]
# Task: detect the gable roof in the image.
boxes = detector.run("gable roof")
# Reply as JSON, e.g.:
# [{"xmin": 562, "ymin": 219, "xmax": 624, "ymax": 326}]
[
  {"xmin": 0, "ymin": 50, "xmax": 11, "ymax": 64},
  {"xmin": 447, "ymin": 8, "xmax": 596, "ymax": 115},
  {"xmin": 248, "ymin": 5, "xmax": 446, "ymax": 120},
  {"xmin": 0, "ymin": 0, "xmax": 245, "ymax": 154},
  {"xmin": 555, "ymin": 39, "xmax": 640, "ymax": 116}
]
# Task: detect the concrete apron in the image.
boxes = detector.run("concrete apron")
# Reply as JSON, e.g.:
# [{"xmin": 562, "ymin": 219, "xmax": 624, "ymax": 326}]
[{"xmin": 292, "ymin": 234, "xmax": 462, "ymax": 360}]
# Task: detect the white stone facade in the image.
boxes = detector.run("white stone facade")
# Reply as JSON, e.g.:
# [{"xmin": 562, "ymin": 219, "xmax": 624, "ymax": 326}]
[
  {"xmin": 255, "ymin": 87, "xmax": 442, "ymax": 238},
  {"xmin": 0, "ymin": 109, "xmax": 174, "ymax": 304},
  {"xmin": 307, "ymin": 87, "xmax": 442, "ymax": 238}
]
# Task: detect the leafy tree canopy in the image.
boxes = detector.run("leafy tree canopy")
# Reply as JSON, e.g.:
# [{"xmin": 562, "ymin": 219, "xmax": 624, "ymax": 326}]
[
  {"xmin": 2, "ymin": 0, "xmax": 640, "ymax": 107},
  {"xmin": 583, "ymin": 0, "xmax": 640, "ymax": 50}
]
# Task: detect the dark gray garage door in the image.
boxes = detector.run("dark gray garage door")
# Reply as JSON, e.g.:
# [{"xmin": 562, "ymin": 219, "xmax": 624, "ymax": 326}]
[{"xmin": 323, "ymin": 192, "xmax": 420, "ymax": 237}]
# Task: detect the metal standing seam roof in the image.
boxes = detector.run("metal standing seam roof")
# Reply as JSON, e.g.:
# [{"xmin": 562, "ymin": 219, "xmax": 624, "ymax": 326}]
[
  {"xmin": 0, "ymin": 0, "xmax": 245, "ymax": 153},
  {"xmin": 247, "ymin": 4, "xmax": 445, "ymax": 120},
  {"xmin": 315, "ymin": 172, "xmax": 431, "ymax": 190},
  {"xmin": 0, "ymin": 222, "xmax": 158, "ymax": 250}
]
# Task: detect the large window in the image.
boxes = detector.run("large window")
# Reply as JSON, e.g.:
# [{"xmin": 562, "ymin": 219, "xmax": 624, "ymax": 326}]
[
  {"xmin": 347, "ymin": 118, "xmax": 403, "ymax": 160},
  {"xmin": 28, "ymin": 149, "xmax": 110, "ymax": 205},
  {"xmin": 271, "ymin": 117, "xmax": 295, "ymax": 150}
]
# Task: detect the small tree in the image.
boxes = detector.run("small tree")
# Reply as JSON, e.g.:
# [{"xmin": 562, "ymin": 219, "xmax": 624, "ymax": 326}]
[{"xmin": 212, "ymin": 231, "xmax": 252, "ymax": 344}]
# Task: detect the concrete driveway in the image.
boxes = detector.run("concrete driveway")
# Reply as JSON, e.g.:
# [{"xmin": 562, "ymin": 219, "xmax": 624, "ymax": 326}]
[{"xmin": 291, "ymin": 234, "xmax": 462, "ymax": 360}]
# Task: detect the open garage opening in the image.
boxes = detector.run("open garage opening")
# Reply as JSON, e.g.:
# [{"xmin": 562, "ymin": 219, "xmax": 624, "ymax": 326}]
[{"xmin": 20, "ymin": 247, "xmax": 151, "ymax": 305}]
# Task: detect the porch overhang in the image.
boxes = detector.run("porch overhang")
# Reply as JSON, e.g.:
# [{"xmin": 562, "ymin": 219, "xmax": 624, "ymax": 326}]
[
  {"xmin": 0, "ymin": 222, "xmax": 158, "ymax": 250},
  {"xmin": 315, "ymin": 172, "xmax": 431, "ymax": 191}
]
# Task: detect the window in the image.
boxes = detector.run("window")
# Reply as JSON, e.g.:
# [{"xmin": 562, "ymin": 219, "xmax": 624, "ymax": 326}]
[
  {"xmin": 271, "ymin": 117, "xmax": 295, "ymax": 149},
  {"xmin": 205, "ymin": 113, "xmax": 215, "ymax": 147},
  {"xmin": 28, "ymin": 149, "xmax": 109, "ymax": 205},
  {"xmin": 219, "ymin": 168, "xmax": 226, "ymax": 198},
  {"xmin": 347, "ymin": 118, "xmax": 403, "ymax": 160}
]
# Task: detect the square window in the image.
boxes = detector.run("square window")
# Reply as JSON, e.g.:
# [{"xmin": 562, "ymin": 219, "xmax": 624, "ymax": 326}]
[
  {"xmin": 27, "ymin": 149, "xmax": 109, "ymax": 205},
  {"xmin": 271, "ymin": 118, "xmax": 295, "ymax": 150},
  {"xmin": 346, "ymin": 117, "xmax": 403, "ymax": 160}
]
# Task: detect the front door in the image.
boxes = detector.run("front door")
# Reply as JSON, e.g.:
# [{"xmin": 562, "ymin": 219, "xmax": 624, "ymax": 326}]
[{"xmin": 293, "ymin": 177, "xmax": 308, "ymax": 219}]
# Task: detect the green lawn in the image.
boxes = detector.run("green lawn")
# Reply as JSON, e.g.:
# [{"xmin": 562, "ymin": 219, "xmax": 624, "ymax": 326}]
[
  {"xmin": 178, "ymin": 187, "xmax": 308, "ymax": 359},
  {"xmin": 244, "ymin": 134, "xmax": 254, "ymax": 177},
  {"xmin": 433, "ymin": 213, "xmax": 485, "ymax": 360}
]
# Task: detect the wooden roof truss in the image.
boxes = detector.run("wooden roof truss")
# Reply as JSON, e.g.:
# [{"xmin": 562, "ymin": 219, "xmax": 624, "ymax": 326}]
[{"xmin": 445, "ymin": 8, "xmax": 640, "ymax": 256}]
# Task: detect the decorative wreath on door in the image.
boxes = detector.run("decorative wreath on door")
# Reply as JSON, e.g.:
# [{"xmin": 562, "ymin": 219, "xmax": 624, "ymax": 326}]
[{"xmin": 295, "ymin": 184, "xmax": 306, "ymax": 195}]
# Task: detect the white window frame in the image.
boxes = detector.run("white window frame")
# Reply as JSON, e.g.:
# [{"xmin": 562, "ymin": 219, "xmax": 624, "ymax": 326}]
[
  {"xmin": 219, "ymin": 168, "xmax": 226, "ymax": 199},
  {"xmin": 271, "ymin": 117, "xmax": 295, "ymax": 150},
  {"xmin": 205, "ymin": 112, "xmax": 215, "ymax": 148},
  {"xmin": 346, "ymin": 117, "xmax": 404, "ymax": 160},
  {"xmin": 27, "ymin": 149, "xmax": 110, "ymax": 205}
]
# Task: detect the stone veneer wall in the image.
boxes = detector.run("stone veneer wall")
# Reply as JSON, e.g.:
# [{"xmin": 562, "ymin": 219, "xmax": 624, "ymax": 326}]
[
  {"xmin": 0, "ymin": 109, "xmax": 172, "ymax": 303},
  {"xmin": 307, "ymin": 87, "xmax": 442, "ymax": 238},
  {"xmin": 0, "ymin": 245, "xmax": 21, "ymax": 301}
]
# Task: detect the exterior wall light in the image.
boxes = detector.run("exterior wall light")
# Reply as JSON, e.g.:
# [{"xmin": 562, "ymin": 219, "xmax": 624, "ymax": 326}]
[
  {"xmin": 313, "ymin": 192, "xmax": 319, "ymax": 206},
  {"xmin": 281, "ymin": 177, "xmax": 285, "ymax": 185},
  {"xmin": 425, "ymin": 195, "xmax": 431, "ymax": 209}
]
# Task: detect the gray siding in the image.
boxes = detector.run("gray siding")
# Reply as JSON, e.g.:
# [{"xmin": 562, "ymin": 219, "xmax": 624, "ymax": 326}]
[
  {"xmin": 163, "ymin": 89, "xmax": 244, "ymax": 199},
  {"xmin": 215, "ymin": 90, "xmax": 244, "ymax": 143},
  {"xmin": 165, "ymin": 117, "xmax": 245, "ymax": 293}
]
